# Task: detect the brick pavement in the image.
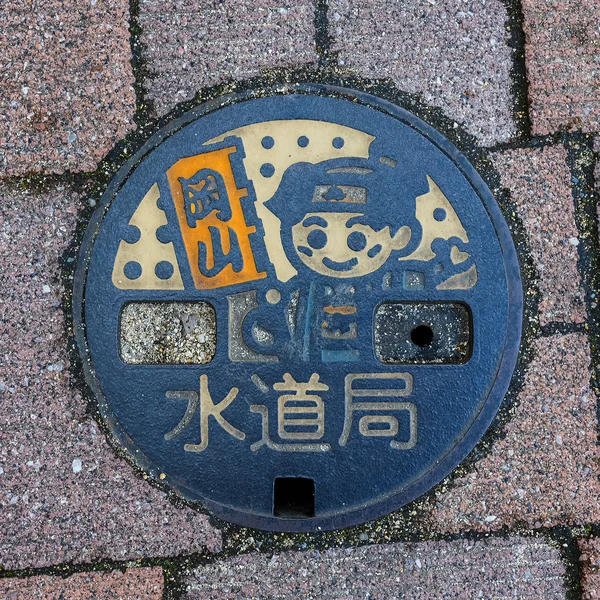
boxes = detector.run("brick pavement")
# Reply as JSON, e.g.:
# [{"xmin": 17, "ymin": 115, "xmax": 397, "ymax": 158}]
[
  {"xmin": 493, "ymin": 145, "xmax": 587, "ymax": 325},
  {"xmin": 1, "ymin": 0, "xmax": 600, "ymax": 596},
  {"xmin": 430, "ymin": 333, "xmax": 600, "ymax": 532},
  {"xmin": 0, "ymin": 0, "xmax": 136, "ymax": 177},
  {"xmin": 328, "ymin": 0, "xmax": 516, "ymax": 146},
  {"xmin": 596, "ymin": 137, "xmax": 600, "ymax": 194},
  {"xmin": 139, "ymin": 0, "xmax": 318, "ymax": 116},
  {"xmin": 0, "ymin": 183, "xmax": 221, "ymax": 570},
  {"xmin": 522, "ymin": 0, "xmax": 600, "ymax": 135},
  {"xmin": 0, "ymin": 567, "xmax": 163, "ymax": 599},
  {"xmin": 581, "ymin": 538, "xmax": 600, "ymax": 600},
  {"xmin": 182, "ymin": 538, "xmax": 567, "ymax": 599}
]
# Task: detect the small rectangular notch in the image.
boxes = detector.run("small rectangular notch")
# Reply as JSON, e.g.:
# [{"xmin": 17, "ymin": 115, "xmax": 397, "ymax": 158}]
[{"xmin": 273, "ymin": 477, "xmax": 315, "ymax": 518}]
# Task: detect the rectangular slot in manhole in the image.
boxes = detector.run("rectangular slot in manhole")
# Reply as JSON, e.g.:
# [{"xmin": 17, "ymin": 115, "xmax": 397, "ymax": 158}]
[
  {"xmin": 273, "ymin": 478, "xmax": 315, "ymax": 518},
  {"xmin": 119, "ymin": 301, "xmax": 216, "ymax": 364},
  {"xmin": 374, "ymin": 301, "xmax": 472, "ymax": 365}
]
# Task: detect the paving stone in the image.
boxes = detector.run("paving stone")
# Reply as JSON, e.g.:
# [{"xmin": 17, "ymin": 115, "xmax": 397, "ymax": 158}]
[
  {"xmin": 430, "ymin": 334, "xmax": 600, "ymax": 532},
  {"xmin": 0, "ymin": 0, "xmax": 136, "ymax": 178},
  {"xmin": 579, "ymin": 538, "xmax": 600, "ymax": 600},
  {"xmin": 595, "ymin": 138, "xmax": 600, "ymax": 236},
  {"xmin": 493, "ymin": 145, "xmax": 586, "ymax": 325},
  {"xmin": 0, "ymin": 183, "xmax": 221, "ymax": 570},
  {"xmin": 0, "ymin": 567, "xmax": 163, "ymax": 599},
  {"xmin": 328, "ymin": 0, "xmax": 516, "ymax": 146},
  {"xmin": 595, "ymin": 137, "xmax": 600, "ymax": 192},
  {"xmin": 139, "ymin": 0, "xmax": 318, "ymax": 117},
  {"xmin": 522, "ymin": 0, "xmax": 600, "ymax": 136},
  {"xmin": 182, "ymin": 537, "xmax": 566, "ymax": 599}
]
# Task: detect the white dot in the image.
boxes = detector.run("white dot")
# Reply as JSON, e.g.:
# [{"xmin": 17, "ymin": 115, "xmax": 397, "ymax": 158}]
[{"xmin": 266, "ymin": 289, "xmax": 281, "ymax": 304}]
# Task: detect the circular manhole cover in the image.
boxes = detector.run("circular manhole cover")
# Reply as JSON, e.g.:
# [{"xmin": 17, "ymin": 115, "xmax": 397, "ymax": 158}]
[{"xmin": 74, "ymin": 86, "xmax": 522, "ymax": 531}]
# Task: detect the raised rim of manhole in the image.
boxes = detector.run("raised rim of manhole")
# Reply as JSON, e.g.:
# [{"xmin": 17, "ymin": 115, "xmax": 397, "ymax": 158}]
[{"xmin": 73, "ymin": 84, "xmax": 522, "ymax": 532}]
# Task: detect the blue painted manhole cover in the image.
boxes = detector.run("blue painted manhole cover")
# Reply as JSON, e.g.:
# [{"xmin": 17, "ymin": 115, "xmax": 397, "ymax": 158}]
[{"xmin": 74, "ymin": 87, "xmax": 522, "ymax": 531}]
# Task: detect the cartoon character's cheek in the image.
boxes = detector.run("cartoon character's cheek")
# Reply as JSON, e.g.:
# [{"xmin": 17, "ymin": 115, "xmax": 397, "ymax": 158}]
[
  {"xmin": 367, "ymin": 244, "xmax": 383, "ymax": 258},
  {"xmin": 297, "ymin": 245, "xmax": 313, "ymax": 257}
]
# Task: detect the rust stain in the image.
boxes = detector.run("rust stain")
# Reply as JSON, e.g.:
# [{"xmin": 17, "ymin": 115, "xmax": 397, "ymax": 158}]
[{"xmin": 323, "ymin": 305, "xmax": 357, "ymax": 315}]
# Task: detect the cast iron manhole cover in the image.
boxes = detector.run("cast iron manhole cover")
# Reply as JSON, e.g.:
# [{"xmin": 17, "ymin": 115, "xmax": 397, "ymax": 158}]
[{"xmin": 74, "ymin": 86, "xmax": 522, "ymax": 531}]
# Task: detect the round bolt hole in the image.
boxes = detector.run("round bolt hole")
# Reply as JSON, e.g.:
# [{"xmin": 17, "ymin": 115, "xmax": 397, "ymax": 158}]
[{"xmin": 411, "ymin": 324, "xmax": 434, "ymax": 347}]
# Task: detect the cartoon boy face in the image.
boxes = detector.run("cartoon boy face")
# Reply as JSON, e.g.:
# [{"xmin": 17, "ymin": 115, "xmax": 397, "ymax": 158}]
[{"xmin": 292, "ymin": 211, "xmax": 410, "ymax": 278}]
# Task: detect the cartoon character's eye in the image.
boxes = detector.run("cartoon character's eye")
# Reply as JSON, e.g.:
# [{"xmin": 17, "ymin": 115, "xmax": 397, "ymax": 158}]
[
  {"xmin": 307, "ymin": 229, "xmax": 328, "ymax": 250},
  {"xmin": 347, "ymin": 231, "xmax": 367, "ymax": 251}
]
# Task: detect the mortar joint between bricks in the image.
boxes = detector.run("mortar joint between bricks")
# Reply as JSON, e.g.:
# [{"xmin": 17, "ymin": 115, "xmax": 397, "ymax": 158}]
[
  {"xmin": 498, "ymin": 0, "xmax": 533, "ymax": 143},
  {"xmin": 313, "ymin": 0, "xmax": 339, "ymax": 69}
]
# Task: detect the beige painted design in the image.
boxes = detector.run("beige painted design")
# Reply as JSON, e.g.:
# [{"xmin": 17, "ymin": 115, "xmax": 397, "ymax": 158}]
[
  {"xmin": 227, "ymin": 290, "xmax": 278, "ymax": 363},
  {"xmin": 265, "ymin": 288, "xmax": 281, "ymax": 304},
  {"xmin": 249, "ymin": 404, "xmax": 331, "ymax": 452},
  {"xmin": 436, "ymin": 264, "xmax": 478, "ymax": 290},
  {"xmin": 166, "ymin": 375, "xmax": 245, "ymax": 453},
  {"xmin": 339, "ymin": 373, "xmax": 416, "ymax": 449},
  {"xmin": 275, "ymin": 373, "xmax": 328, "ymax": 441},
  {"xmin": 112, "ymin": 183, "xmax": 184, "ymax": 290},
  {"xmin": 359, "ymin": 415, "xmax": 399, "ymax": 437},
  {"xmin": 450, "ymin": 245, "xmax": 470, "ymax": 265},
  {"xmin": 291, "ymin": 212, "xmax": 411, "ymax": 278},
  {"xmin": 206, "ymin": 120, "xmax": 375, "ymax": 282},
  {"xmin": 400, "ymin": 175, "xmax": 468, "ymax": 263}
]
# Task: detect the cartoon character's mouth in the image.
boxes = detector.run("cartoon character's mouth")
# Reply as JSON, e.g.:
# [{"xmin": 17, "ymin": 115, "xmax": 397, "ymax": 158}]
[{"xmin": 322, "ymin": 257, "xmax": 359, "ymax": 271}]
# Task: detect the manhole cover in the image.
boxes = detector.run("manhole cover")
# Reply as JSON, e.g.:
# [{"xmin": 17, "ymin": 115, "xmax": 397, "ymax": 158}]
[{"xmin": 74, "ymin": 86, "xmax": 522, "ymax": 531}]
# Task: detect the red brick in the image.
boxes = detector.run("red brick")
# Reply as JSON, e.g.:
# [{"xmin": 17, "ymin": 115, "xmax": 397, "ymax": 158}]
[
  {"xmin": 493, "ymin": 145, "xmax": 586, "ymax": 325},
  {"xmin": 580, "ymin": 538, "xmax": 600, "ymax": 600},
  {"xmin": 0, "ymin": 183, "xmax": 221, "ymax": 570},
  {"xmin": 522, "ymin": 0, "xmax": 600, "ymax": 135},
  {"xmin": 0, "ymin": 0, "xmax": 136, "ymax": 177},
  {"xmin": 431, "ymin": 334, "xmax": 600, "ymax": 532},
  {"xmin": 0, "ymin": 567, "xmax": 163, "ymax": 600},
  {"xmin": 139, "ymin": 0, "xmax": 318, "ymax": 116},
  {"xmin": 183, "ymin": 538, "xmax": 566, "ymax": 599},
  {"xmin": 328, "ymin": 0, "xmax": 516, "ymax": 146}
]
